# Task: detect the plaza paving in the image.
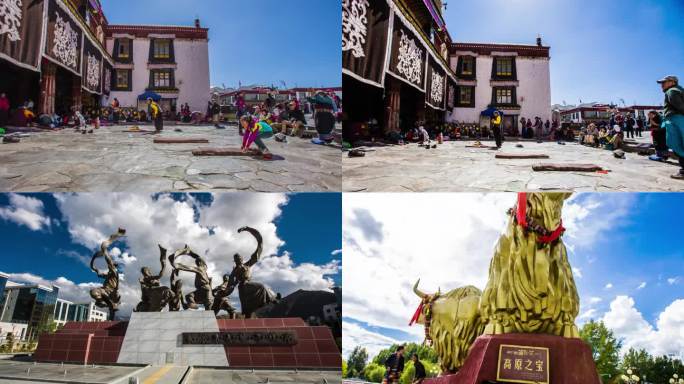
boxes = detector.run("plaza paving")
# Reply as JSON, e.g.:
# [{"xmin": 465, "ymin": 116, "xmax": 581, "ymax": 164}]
[
  {"xmin": 0, "ymin": 360, "xmax": 341, "ymax": 383},
  {"xmin": 0, "ymin": 124, "xmax": 341, "ymax": 192},
  {"xmin": 343, "ymin": 136, "xmax": 684, "ymax": 192},
  {"xmin": 0, "ymin": 360, "xmax": 145, "ymax": 383},
  {"xmin": 187, "ymin": 368, "xmax": 341, "ymax": 383}
]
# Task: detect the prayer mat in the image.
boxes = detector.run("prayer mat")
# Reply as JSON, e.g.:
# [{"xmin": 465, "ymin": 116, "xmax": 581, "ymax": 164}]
[
  {"xmin": 533, "ymin": 163, "xmax": 605, "ymax": 172},
  {"xmin": 154, "ymin": 138, "xmax": 209, "ymax": 144},
  {"xmin": 496, "ymin": 153, "xmax": 550, "ymax": 159}
]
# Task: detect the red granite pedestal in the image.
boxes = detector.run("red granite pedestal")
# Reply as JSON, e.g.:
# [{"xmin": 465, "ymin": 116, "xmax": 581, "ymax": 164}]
[
  {"xmin": 424, "ymin": 333, "xmax": 601, "ymax": 384},
  {"xmin": 33, "ymin": 317, "xmax": 341, "ymax": 370}
]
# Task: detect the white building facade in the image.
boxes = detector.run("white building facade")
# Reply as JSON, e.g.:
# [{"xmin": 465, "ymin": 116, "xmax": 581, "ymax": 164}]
[
  {"xmin": 54, "ymin": 300, "xmax": 108, "ymax": 326},
  {"xmin": 105, "ymin": 20, "xmax": 210, "ymax": 114},
  {"xmin": 447, "ymin": 40, "xmax": 552, "ymax": 134}
]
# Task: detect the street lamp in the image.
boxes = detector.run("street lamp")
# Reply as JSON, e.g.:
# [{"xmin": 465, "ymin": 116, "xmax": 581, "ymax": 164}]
[
  {"xmin": 621, "ymin": 368, "xmax": 640, "ymax": 384},
  {"xmin": 669, "ymin": 373, "xmax": 684, "ymax": 384}
]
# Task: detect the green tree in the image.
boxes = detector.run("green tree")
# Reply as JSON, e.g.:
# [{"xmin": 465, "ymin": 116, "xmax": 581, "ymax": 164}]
[
  {"xmin": 342, "ymin": 360, "xmax": 348, "ymax": 378},
  {"xmin": 580, "ymin": 320, "xmax": 622, "ymax": 383},
  {"xmin": 347, "ymin": 346, "xmax": 369, "ymax": 378},
  {"xmin": 620, "ymin": 348, "xmax": 653, "ymax": 376},
  {"xmin": 372, "ymin": 343, "xmax": 439, "ymax": 366},
  {"xmin": 363, "ymin": 362, "xmax": 386, "ymax": 382}
]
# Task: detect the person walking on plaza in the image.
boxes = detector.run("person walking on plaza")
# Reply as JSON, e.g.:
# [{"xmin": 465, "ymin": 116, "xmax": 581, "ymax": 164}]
[
  {"xmin": 0, "ymin": 93, "xmax": 10, "ymax": 127},
  {"xmin": 625, "ymin": 113, "xmax": 635, "ymax": 139},
  {"xmin": 383, "ymin": 345, "xmax": 405, "ymax": 384},
  {"xmin": 658, "ymin": 75, "xmax": 684, "ymax": 179},
  {"xmin": 648, "ymin": 110, "xmax": 668, "ymax": 161},
  {"xmin": 534, "ymin": 116, "xmax": 543, "ymax": 142},
  {"xmin": 147, "ymin": 97, "xmax": 163, "ymax": 133},
  {"xmin": 211, "ymin": 101, "xmax": 221, "ymax": 126},
  {"xmin": 636, "ymin": 115, "xmax": 644, "ymax": 137},
  {"xmin": 491, "ymin": 111, "xmax": 503, "ymax": 149},
  {"xmin": 410, "ymin": 354, "xmax": 426, "ymax": 384}
]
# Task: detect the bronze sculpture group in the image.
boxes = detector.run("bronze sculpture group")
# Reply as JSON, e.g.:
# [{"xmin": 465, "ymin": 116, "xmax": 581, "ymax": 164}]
[
  {"xmin": 89, "ymin": 226, "xmax": 277, "ymax": 320},
  {"xmin": 410, "ymin": 192, "xmax": 581, "ymax": 373}
]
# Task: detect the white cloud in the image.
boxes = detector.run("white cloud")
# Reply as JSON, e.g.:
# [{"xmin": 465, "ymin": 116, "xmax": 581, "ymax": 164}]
[
  {"xmin": 637, "ymin": 282, "xmax": 647, "ymax": 290},
  {"xmin": 589, "ymin": 297, "xmax": 603, "ymax": 304},
  {"xmin": 331, "ymin": 249, "xmax": 342, "ymax": 256},
  {"xmin": 573, "ymin": 267, "xmax": 583, "ymax": 278},
  {"xmin": 32, "ymin": 193, "xmax": 338, "ymax": 317},
  {"xmin": 605, "ymin": 283, "xmax": 613, "ymax": 289},
  {"xmin": 579, "ymin": 308, "xmax": 598, "ymax": 321},
  {"xmin": 342, "ymin": 321, "xmax": 406, "ymax": 360},
  {"xmin": 563, "ymin": 194, "xmax": 634, "ymax": 251},
  {"xmin": 0, "ymin": 194, "xmax": 52, "ymax": 231},
  {"xmin": 343, "ymin": 193, "xmax": 516, "ymax": 335},
  {"xmin": 602, "ymin": 296, "xmax": 684, "ymax": 359},
  {"xmin": 668, "ymin": 277, "xmax": 680, "ymax": 285},
  {"xmin": 1, "ymin": 272, "xmax": 99, "ymax": 304}
]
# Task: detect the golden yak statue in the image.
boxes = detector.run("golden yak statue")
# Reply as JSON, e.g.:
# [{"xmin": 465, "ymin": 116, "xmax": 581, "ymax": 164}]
[{"xmin": 412, "ymin": 192, "xmax": 580, "ymax": 372}]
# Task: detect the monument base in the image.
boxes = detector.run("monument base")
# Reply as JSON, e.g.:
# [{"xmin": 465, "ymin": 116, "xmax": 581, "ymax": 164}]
[
  {"xmin": 424, "ymin": 333, "xmax": 600, "ymax": 384},
  {"xmin": 34, "ymin": 312, "xmax": 341, "ymax": 369}
]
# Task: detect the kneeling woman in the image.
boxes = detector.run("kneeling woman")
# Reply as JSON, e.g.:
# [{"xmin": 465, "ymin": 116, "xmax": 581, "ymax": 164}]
[{"xmin": 240, "ymin": 115, "xmax": 274, "ymax": 159}]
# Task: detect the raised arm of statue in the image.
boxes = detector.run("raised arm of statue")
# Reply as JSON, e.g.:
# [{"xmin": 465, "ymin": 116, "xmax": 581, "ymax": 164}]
[
  {"xmin": 238, "ymin": 226, "xmax": 263, "ymax": 267},
  {"xmin": 102, "ymin": 228, "xmax": 126, "ymax": 271},
  {"xmin": 169, "ymin": 245, "xmax": 200, "ymax": 274},
  {"xmin": 90, "ymin": 251, "xmax": 107, "ymax": 278},
  {"xmin": 151, "ymin": 245, "xmax": 167, "ymax": 279}
]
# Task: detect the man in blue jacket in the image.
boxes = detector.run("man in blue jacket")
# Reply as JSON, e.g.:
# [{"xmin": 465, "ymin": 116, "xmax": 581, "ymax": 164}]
[{"xmin": 658, "ymin": 75, "xmax": 684, "ymax": 179}]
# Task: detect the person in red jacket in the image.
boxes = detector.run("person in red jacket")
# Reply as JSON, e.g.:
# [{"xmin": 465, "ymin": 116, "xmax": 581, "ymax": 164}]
[{"xmin": 0, "ymin": 93, "xmax": 10, "ymax": 127}]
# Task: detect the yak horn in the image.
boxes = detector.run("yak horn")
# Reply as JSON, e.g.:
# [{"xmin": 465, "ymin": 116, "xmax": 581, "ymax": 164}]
[{"xmin": 413, "ymin": 279, "xmax": 429, "ymax": 299}]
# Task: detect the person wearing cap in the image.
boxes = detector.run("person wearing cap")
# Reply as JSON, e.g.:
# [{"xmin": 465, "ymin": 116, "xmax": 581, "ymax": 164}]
[
  {"xmin": 410, "ymin": 353, "xmax": 426, "ymax": 384},
  {"xmin": 658, "ymin": 75, "xmax": 684, "ymax": 179},
  {"xmin": 147, "ymin": 97, "xmax": 163, "ymax": 133}
]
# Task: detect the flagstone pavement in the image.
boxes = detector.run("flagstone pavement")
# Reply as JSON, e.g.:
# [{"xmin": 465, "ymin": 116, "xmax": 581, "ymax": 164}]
[
  {"xmin": 343, "ymin": 137, "xmax": 684, "ymax": 192},
  {"xmin": 0, "ymin": 124, "xmax": 341, "ymax": 192}
]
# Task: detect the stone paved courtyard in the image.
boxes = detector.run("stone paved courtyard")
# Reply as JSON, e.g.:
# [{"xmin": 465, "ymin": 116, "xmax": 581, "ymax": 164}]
[
  {"xmin": 0, "ymin": 124, "xmax": 341, "ymax": 192},
  {"xmin": 343, "ymin": 137, "xmax": 684, "ymax": 192}
]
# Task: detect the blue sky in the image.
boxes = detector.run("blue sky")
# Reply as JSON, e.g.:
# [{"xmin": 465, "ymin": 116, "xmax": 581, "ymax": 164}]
[
  {"xmin": 101, "ymin": 0, "xmax": 341, "ymax": 88},
  {"xmin": 343, "ymin": 193, "xmax": 684, "ymax": 359},
  {"xmin": 0, "ymin": 193, "xmax": 341, "ymax": 315},
  {"xmin": 445, "ymin": 0, "xmax": 684, "ymax": 106}
]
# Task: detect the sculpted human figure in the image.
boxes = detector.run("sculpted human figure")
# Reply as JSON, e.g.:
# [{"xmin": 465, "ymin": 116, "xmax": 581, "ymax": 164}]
[
  {"xmin": 135, "ymin": 245, "xmax": 175, "ymax": 312},
  {"xmin": 229, "ymin": 226, "xmax": 277, "ymax": 318},
  {"xmin": 211, "ymin": 274, "xmax": 237, "ymax": 317},
  {"xmin": 169, "ymin": 245, "xmax": 214, "ymax": 311},
  {"xmin": 168, "ymin": 268, "xmax": 184, "ymax": 311},
  {"xmin": 89, "ymin": 228, "xmax": 126, "ymax": 320}
]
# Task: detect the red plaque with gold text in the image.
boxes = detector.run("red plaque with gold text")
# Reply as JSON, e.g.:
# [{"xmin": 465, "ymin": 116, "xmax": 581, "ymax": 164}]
[{"xmin": 496, "ymin": 344, "xmax": 549, "ymax": 384}]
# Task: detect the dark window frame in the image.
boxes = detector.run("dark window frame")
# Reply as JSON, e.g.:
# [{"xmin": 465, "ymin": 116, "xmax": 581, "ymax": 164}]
[
  {"xmin": 491, "ymin": 56, "xmax": 517, "ymax": 81},
  {"xmin": 112, "ymin": 69, "xmax": 132, "ymax": 91},
  {"xmin": 113, "ymin": 38, "xmax": 133, "ymax": 64},
  {"xmin": 490, "ymin": 86, "xmax": 518, "ymax": 107},
  {"xmin": 147, "ymin": 69, "xmax": 176, "ymax": 90},
  {"xmin": 456, "ymin": 56, "xmax": 476, "ymax": 80},
  {"xmin": 148, "ymin": 38, "xmax": 175, "ymax": 64},
  {"xmin": 455, "ymin": 85, "xmax": 475, "ymax": 108}
]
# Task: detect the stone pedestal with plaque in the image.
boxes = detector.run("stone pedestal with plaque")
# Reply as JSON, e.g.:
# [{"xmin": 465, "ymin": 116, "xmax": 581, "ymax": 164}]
[
  {"xmin": 34, "ymin": 311, "xmax": 341, "ymax": 369},
  {"xmin": 424, "ymin": 333, "xmax": 601, "ymax": 384}
]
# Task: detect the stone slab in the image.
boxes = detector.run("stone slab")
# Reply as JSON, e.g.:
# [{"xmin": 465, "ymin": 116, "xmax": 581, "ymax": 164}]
[
  {"xmin": 154, "ymin": 138, "xmax": 210, "ymax": 144},
  {"xmin": 192, "ymin": 148, "xmax": 257, "ymax": 156},
  {"xmin": 495, "ymin": 153, "xmax": 550, "ymax": 159},
  {"xmin": 532, "ymin": 163, "xmax": 604, "ymax": 172},
  {"xmin": 117, "ymin": 311, "xmax": 228, "ymax": 367}
]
